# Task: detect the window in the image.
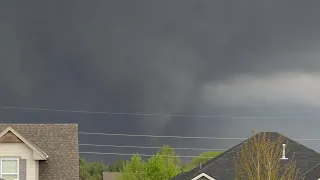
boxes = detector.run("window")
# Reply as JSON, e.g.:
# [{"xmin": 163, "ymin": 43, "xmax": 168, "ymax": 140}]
[{"xmin": 1, "ymin": 158, "xmax": 19, "ymax": 180}]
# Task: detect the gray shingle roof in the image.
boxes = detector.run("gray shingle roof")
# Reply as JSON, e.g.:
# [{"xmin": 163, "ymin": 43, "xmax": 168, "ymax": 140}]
[
  {"xmin": 0, "ymin": 124, "xmax": 79, "ymax": 180},
  {"xmin": 172, "ymin": 132, "xmax": 320, "ymax": 180}
]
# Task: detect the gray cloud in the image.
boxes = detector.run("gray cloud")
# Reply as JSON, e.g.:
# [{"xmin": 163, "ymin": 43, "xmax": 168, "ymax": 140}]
[
  {"xmin": 202, "ymin": 72, "xmax": 320, "ymax": 108},
  {"xmin": 2, "ymin": 0, "xmax": 320, "ymax": 163}
]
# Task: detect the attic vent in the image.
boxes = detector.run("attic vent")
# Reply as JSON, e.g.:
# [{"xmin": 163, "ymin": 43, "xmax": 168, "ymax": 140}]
[
  {"xmin": 280, "ymin": 144, "xmax": 288, "ymax": 160},
  {"xmin": 0, "ymin": 131, "xmax": 23, "ymax": 143}
]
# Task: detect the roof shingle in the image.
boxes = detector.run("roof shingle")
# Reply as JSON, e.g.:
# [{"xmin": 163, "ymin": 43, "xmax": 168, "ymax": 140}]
[
  {"xmin": 172, "ymin": 132, "xmax": 320, "ymax": 180},
  {"xmin": 0, "ymin": 124, "xmax": 79, "ymax": 180}
]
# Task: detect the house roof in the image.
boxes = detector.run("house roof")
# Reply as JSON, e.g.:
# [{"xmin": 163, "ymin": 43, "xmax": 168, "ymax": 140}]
[
  {"xmin": 172, "ymin": 132, "xmax": 320, "ymax": 180},
  {"xmin": 0, "ymin": 124, "xmax": 79, "ymax": 180},
  {"xmin": 103, "ymin": 172, "xmax": 120, "ymax": 180},
  {"xmin": 0, "ymin": 126, "xmax": 48, "ymax": 160}
]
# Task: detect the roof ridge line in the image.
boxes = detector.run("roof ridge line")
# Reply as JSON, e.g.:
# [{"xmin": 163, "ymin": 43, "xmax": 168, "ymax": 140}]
[
  {"xmin": 280, "ymin": 132, "xmax": 320, "ymax": 154},
  {"xmin": 197, "ymin": 132, "xmax": 314, "ymax": 172}
]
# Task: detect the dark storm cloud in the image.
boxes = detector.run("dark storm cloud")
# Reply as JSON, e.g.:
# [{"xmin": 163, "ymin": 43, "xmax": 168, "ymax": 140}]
[
  {"xmin": 2, "ymin": 0, "xmax": 320, "ymax": 107},
  {"xmin": 2, "ymin": 0, "xmax": 320, "ymax": 163}
]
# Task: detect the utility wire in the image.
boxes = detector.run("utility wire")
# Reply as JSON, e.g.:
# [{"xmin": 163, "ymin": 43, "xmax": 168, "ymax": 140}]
[
  {"xmin": 79, "ymin": 143, "xmax": 227, "ymax": 151},
  {"xmin": 79, "ymin": 152, "xmax": 217, "ymax": 158},
  {"xmin": 78, "ymin": 132, "xmax": 247, "ymax": 140},
  {"xmin": 78, "ymin": 132, "xmax": 320, "ymax": 141},
  {"xmin": 1, "ymin": 106, "xmax": 319, "ymax": 119},
  {"xmin": 292, "ymin": 138, "xmax": 320, "ymax": 141},
  {"xmin": 4, "ymin": 106, "xmax": 318, "ymax": 140}
]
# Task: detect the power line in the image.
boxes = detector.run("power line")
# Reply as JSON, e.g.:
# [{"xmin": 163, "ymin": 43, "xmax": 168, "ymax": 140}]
[
  {"xmin": 78, "ymin": 132, "xmax": 320, "ymax": 141},
  {"xmin": 79, "ymin": 144, "xmax": 227, "ymax": 151},
  {"xmin": 1, "ymin": 106, "xmax": 319, "ymax": 119},
  {"xmin": 293, "ymin": 138, "xmax": 320, "ymax": 141},
  {"xmin": 79, "ymin": 152, "xmax": 217, "ymax": 158},
  {"xmin": 78, "ymin": 132, "xmax": 247, "ymax": 140}
]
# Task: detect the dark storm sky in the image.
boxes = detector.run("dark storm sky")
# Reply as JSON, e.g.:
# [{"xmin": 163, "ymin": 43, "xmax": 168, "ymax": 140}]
[{"xmin": 2, "ymin": 0, "xmax": 320, "ymax": 163}]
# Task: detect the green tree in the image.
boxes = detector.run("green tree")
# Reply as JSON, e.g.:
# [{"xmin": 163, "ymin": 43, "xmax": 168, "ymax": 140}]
[
  {"xmin": 145, "ymin": 154, "xmax": 167, "ymax": 180},
  {"xmin": 79, "ymin": 158, "xmax": 91, "ymax": 180},
  {"xmin": 192, "ymin": 151, "xmax": 222, "ymax": 167},
  {"xmin": 79, "ymin": 158, "xmax": 106, "ymax": 180},
  {"xmin": 88, "ymin": 161, "xmax": 105, "ymax": 180},
  {"xmin": 119, "ymin": 154, "xmax": 146, "ymax": 180},
  {"xmin": 181, "ymin": 163, "xmax": 194, "ymax": 172},
  {"xmin": 107, "ymin": 159, "xmax": 125, "ymax": 172},
  {"xmin": 182, "ymin": 151, "xmax": 222, "ymax": 172},
  {"xmin": 148, "ymin": 145, "xmax": 181, "ymax": 179},
  {"xmin": 119, "ymin": 145, "xmax": 182, "ymax": 180},
  {"xmin": 158, "ymin": 145, "xmax": 182, "ymax": 167}
]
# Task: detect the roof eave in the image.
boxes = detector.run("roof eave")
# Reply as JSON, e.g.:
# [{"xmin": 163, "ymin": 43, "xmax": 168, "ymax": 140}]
[{"xmin": 0, "ymin": 126, "xmax": 49, "ymax": 160}]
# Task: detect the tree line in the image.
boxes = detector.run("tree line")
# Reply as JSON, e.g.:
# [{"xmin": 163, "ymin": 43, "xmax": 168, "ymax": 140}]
[
  {"xmin": 79, "ymin": 145, "xmax": 222, "ymax": 180},
  {"xmin": 80, "ymin": 133, "xmax": 301, "ymax": 180}
]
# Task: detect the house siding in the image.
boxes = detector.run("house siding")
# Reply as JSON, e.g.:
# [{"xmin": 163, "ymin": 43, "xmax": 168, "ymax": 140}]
[{"xmin": 0, "ymin": 143, "xmax": 38, "ymax": 180}]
